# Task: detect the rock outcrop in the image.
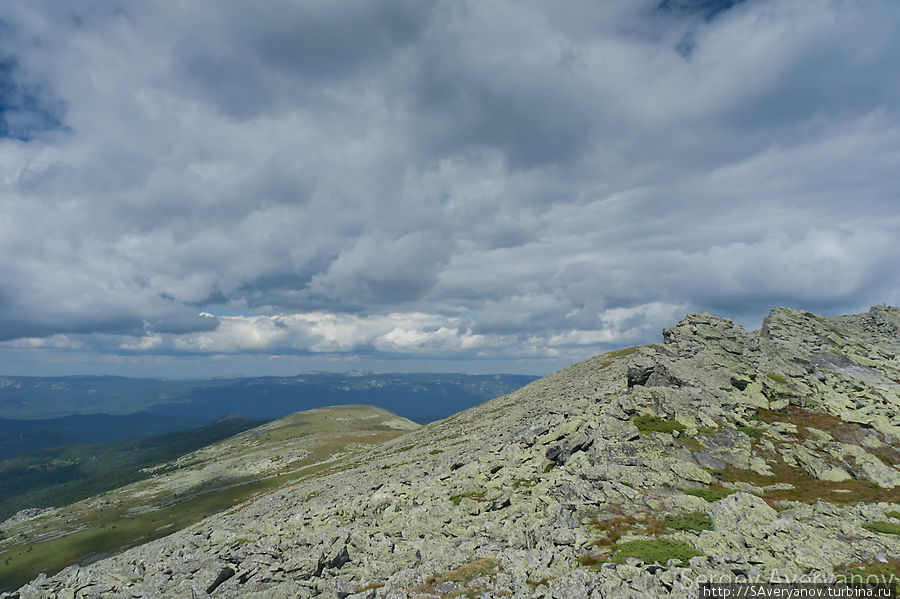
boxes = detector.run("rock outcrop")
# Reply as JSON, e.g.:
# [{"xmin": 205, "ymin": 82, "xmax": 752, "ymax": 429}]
[{"xmin": 5, "ymin": 306, "xmax": 900, "ymax": 598}]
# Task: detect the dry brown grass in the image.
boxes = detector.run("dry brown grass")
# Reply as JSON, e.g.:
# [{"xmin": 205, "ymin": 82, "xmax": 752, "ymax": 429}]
[
  {"xmin": 418, "ymin": 558, "xmax": 499, "ymax": 595},
  {"xmin": 755, "ymin": 406, "xmax": 900, "ymax": 464},
  {"xmin": 587, "ymin": 512, "xmax": 666, "ymax": 547},
  {"xmin": 717, "ymin": 461, "xmax": 900, "ymax": 505}
]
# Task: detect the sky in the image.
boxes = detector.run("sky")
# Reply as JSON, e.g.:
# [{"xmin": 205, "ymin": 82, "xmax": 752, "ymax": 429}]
[{"xmin": 1, "ymin": 0, "xmax": 899, "ymax": 379}]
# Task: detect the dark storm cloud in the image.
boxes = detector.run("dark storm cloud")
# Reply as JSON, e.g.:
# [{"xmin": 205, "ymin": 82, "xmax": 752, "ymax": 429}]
[{"xmin": 1, "ymin": 0, "xmax": 899, "ymax": 369}]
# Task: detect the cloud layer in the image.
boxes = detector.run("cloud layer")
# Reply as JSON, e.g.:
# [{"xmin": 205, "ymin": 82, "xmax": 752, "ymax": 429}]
[{"xmin": 1, "ymin": 0, "xmax": 899, "ymax": 374}]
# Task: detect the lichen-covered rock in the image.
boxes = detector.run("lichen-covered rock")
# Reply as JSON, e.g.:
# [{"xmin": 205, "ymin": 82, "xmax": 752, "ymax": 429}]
[{"xmin": 6, "ymin": 306, "xmax": 900, "ymax": 599}]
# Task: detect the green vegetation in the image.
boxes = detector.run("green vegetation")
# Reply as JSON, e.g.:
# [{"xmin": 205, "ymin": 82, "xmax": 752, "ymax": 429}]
[
  {"xmin": 609, "ymin": 539, "xmax": 703, "ymax": 565},
  {"xmin": 836, "ymin": 560, "xmax": 900, "ymax": 593},
  {"xmin": 0, "ymin": 473, "xmax": 283, "ymax": 590},
  {"xmin": 754, "ymin": 405, "xmax": 900, "ymax": 468},
  {"xmin": 737, "ymin": 426, "xmax": 764, "ymax": 439},
  {"xmin": 588, "ymin": 513, "xmax": 665, "ymax": 547},
  {"xmin": 602, "ymin": 347, "xmax": 638, "ymax": 359},
  {"xmin": 886, "ymin": 511, "xmax": 900, "ymax": 520},
  {"xmin": 766, "ymin": 373, "xmax": 789, "ymax": 384},
  {"xmin": 678, "ymin": 437, "xmax": 704, "ymax": 452},
  {"xmin": 720, "ymin": 461, "xmax": 898, "ymax": 505},
  {"xmin": 633, "ymin": 415, "xmax": 685, "ymax": 435},
  {"xmin": 429, "ymin": 449, "xmax": 444, "ymax": 455},
  {"xmin": 705, "ymin": 468, "xmax": 724, "ymax": 479},
  {"xmin": 581, "ymin": 538, "xmax": 703, "ymax": 569},
  {"xmin": 420, "ymin": 558, "xmax": 499, "ymax": 595},
  {"xmin": 0, "ymin": 407, "xmax": 413, "ymax": 592},
  {"xmin": 683, "ymin": 487, "xmax": 737, "ymax": 502},
  {"xmin": 449, "ymin": 490, "xmax": 487, "ymax": 505},
  {"xmin": 664, "ymin": 513, "xmax": 713, "ymax": 532},
  {"xmin": 712, "ymin": 406, "xmax": 900, "ymax": 506},
  {"xmin": 0, "ymin": 418, "xmax": 260, "ymax": 522},
  {"xmin": 864, "ymin": 521, "xmax": 900, "ymax": 536}
]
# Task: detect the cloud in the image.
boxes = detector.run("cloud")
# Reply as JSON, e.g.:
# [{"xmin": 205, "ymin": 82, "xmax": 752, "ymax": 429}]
[{"xmin": 0, "ymin": 0, "xmax": 899, "ymax": 373}]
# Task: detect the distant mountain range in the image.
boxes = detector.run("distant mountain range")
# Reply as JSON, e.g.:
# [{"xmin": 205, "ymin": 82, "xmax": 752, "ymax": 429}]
[{"xmin": 0, "ymin": 372, "xmax": 537, "ymax": 458}]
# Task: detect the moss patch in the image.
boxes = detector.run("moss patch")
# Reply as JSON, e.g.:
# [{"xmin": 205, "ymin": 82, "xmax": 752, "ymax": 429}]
[
  {"xmin": 600, "ymin": 539, "xmax": 702, "ymax": 566},
  {"xmin": 864, "ymin": 521, "xmax": 900, "ymax": 536},
  {"xmin": 633, "ymin": 415, "xmax": 685, "ymax": 435},
  {"xmin": 737, "ymin": 426, "xmax": 764, "ymax": 439},
  {"xmin": 665, "ymin": 513, "xmax": 713, "ymax": 532},
  {"xmin": 449, "ymin": 490, "xmax": 487, "ymax": 505}
]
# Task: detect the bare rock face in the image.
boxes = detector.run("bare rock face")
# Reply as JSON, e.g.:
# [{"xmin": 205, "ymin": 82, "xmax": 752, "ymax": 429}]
[{"xmin": 5, "ymin": 306, "xmax": 900, "ymax": 598}]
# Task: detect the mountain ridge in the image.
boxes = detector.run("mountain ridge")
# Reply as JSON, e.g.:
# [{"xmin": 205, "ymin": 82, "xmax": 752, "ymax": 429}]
[
  {"xmin": 5, "ymin": 306, "xmax": 900, "ymax": 598},
  {"xmin": 0, "ymin": 373, "xmax": 537, "ymax": 424}
]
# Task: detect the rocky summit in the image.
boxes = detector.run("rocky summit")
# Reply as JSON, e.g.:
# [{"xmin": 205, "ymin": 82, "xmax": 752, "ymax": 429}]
[{"xmin": 6, "ymin": 306, "xmax": 900, "ymax": 598}]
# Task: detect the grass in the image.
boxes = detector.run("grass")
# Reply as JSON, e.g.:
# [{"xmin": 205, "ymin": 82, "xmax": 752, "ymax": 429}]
[
  {"xmin": 633, "ymin": 415, "xmax": 685, "ymax": 435},
  {"xmin": 449, "ymin": 490, "xmax": 487, "ymax": 505},
  {"xmin": 683, "ymin": 487, "xmax": 737, "ymax": 502},
  {"xmin": 0, "ymin": 418, "xmax": 260, "ymax": 522},
  {"xmin": 420, "ymin": 558, "xmax": 499, "ymax": 595},
  {"xmin": 864, "ymin": 521, "xmax": 900, "ymax": 536},
  {"xmin": 886, "ymin": 511, "xmax": 900, "ymax": 520},
  {"xmin": 737, "ymin": 426, "xmax": 764, "ymax": 439},
  {"xmin": 836, "ymin": 560, "xmax": 900, "ymax": 593},
  {"xmin": 581, "ymin": 539, "xmax": 703, "ymax": 568},
  {"xmin": 714, "ymin": 456, "xmax": 900, "ymax": 506},
  {"xmin": 609, "ymin": 539, "xmax": 703, "ymax": 565},
  {"xmin": 664, "ymin": 513, "xmax": 713, "ymax": 532},
  {"xmin": 751, "ymin": 405, "xmax": 900, "ymax": 488},
  {"xmin": 705, "ymin": 468, "xmax": 724, "ymax": 479},
  {"xmin": 429, "ymin": 449, "xmax": 444, "ymax": 455},
  {"xmin": 588, "ymin": 513, "xmax": 666, "ymax": 547},
  {"xmin": 766, "ymin": 373, "xmax": 789, "ymax": 384},
  {"xmin": 0, "ymin": 416, "xmax": 410, "ymax": 592},
  {"xmin": 678, "ymin": 437, "xmax": 704, "ymax": 452},
  {"xmin": 602, "ymin": 347, "xmax": 638, "ymax": 359},
  {"xmin": 0, "ymin": 476, "xmax": 275, "ymax": 590}
]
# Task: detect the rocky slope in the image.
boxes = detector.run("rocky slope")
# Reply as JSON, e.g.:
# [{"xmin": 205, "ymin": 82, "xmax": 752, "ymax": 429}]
[
  {"xmin": 0, "ymin": 406, "xmax": 418, "ymax": 591},
  {"xmin": 6, "ymin": 306, "xmax": 900, "ymax": 598}
]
